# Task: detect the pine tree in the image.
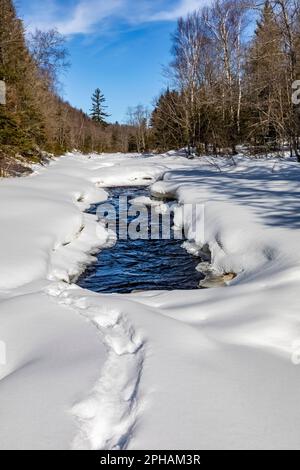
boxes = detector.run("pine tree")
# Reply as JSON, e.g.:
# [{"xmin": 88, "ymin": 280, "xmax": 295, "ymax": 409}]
[
  {"xmin": 245, "ymin": 0, "xmax": 284, "ymax": 148},
  {"xmin": 90, "ymin": 88, "xmax": 109, "ymax": 125},
  {"xmin": 0, "ymin": 0, "xmax": 46, "ymax": 157},
  {"xmin": 0, "ymin": 1, "xmax": 134, "ymax": 172},
  {"xmin": 151, "ymin": 89, "xmax": 184, "ymax": 151}
]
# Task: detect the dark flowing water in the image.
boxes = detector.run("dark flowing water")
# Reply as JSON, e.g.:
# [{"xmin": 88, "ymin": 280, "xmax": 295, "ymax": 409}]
[{"xmin": 77, "ymin": 187, "xmax": 204, "ymax": 294}]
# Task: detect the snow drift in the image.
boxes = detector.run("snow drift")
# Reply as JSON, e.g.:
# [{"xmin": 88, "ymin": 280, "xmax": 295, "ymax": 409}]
[{"xmin": 0, "ymin": 152, "xmax": 299, "ymax": 449}]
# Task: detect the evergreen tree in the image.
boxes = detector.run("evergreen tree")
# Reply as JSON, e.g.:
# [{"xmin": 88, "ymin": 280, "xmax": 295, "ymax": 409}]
[
  {"xmin": 0, "ymin": 1, "xmax": 133, "ymax": 173},
  {"xmin": 0, "ymin": 0, "xmax": 46, "ymax": 156},
  {"xmin": 245, "ymin": 0, "xmax": 283, "ymax": 148},
  {"xmin": 90, "ymin": 88, "xmax": 109, "ymax": 125},
  {"xmin": 151, "ymin": 89, "xmax": 184, "ymax": 151}
]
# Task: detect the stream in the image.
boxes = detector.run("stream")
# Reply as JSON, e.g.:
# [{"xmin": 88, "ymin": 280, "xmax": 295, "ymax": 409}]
[{"xmin": 77, "ymin": 187, "xmax": 204, "ymax": 293}]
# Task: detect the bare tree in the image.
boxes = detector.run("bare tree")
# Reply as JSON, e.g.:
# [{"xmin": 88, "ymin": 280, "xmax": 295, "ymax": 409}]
[
  {"xmin": 127, "ymin": 105, "xmax": 150, "ymax": 153},
  {"xmin": 203, "ymin": 0, "xmax": 251, "ymax": 153},
  {"xmin": 28, "ymin": 29, "xmax": 70, "ymax": 90},
  {"xmin": 168, "ymin": 11, "xmax": 206, "ymax": 153}
]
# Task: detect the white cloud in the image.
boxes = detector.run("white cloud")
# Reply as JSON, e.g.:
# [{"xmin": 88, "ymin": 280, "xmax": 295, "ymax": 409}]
[
  {"xmin": 22, "ymin": 0, "xmax": 205, "ymax": 36},
  {"xmin": 149, "ymin": 0, "xmax": 204, "ymax": 21},
  {"xmin": 56, "ymin": 0, "xmax": 123, "ymax": 35}
]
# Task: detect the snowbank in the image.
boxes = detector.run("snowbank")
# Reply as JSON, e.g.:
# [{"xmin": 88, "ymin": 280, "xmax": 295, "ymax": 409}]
[{"xmin": 0, "ymin": 152, "xmax": 300, "ymax": 449}]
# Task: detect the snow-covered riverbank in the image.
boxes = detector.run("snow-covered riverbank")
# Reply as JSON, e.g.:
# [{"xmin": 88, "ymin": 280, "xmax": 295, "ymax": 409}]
[{"xmin": 0, "ymin": 152, "xmax": 299, "ymax": 449}]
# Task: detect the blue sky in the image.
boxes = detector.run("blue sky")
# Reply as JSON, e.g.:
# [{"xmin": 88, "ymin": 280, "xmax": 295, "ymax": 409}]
[{"xmin": 16, "ymin": 0, "xmax": 204, "ymax": 122}]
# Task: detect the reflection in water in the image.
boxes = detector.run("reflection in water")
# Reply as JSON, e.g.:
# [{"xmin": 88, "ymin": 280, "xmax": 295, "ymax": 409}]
[{"xmin": 77, "ymin": 187, "xmax": 204, "ymax": 294}]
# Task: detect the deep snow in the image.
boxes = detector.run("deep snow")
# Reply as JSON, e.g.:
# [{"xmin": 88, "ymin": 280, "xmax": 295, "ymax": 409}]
[{"xmin": 0, "ymin": 151, "xmax": 299, "ymax": 449}]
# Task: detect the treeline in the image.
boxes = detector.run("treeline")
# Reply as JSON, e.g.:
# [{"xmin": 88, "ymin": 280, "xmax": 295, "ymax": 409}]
[
  {"xmin": 151, "ymin": 0, "xmax": 300, "ymax": 158},
  {"xmin": 2, "ymin": 0, "xmax": 300, "ymax": 171},
  {"xmin": 0, "ymin": 0, "xmax": 135, "ymax": 175}
]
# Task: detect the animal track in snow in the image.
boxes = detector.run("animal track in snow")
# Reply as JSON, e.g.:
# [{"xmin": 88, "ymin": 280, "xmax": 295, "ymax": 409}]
[{"xmin": 46, "ymin": 283, "xmax": 145, "ymax": 450}]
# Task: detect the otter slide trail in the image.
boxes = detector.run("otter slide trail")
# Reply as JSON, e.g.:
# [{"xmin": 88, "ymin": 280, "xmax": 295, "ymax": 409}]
[{"xmin": 0, "ymin": 152, "xmax": 300, "ymax": 449}]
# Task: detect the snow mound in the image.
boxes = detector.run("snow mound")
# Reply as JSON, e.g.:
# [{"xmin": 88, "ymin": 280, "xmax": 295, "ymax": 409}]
[{"xmin": 1, "ymin": 151, "xmax": 300, "ymax": 449}]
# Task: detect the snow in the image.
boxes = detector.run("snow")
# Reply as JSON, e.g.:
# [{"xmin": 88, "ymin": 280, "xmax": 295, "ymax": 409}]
[{"xmin": 0, "ymin": 151, "xmax": 299, "ymax": 449}]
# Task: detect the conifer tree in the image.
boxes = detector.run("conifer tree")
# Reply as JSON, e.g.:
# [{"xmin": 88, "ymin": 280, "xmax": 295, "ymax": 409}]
[
  {"xmin": 245, "ymin": 0, "xmax": 284, "ymax": 148},
  {"xmin": 0, "ymin": 1, "xmax": 131, "ymax": 173},
  {"xmin": 151, "ymin": 89, "xmax": 184, "ymax": 151},
  {"xmin": 90, "ymin": 88, "xmax": 109, "ymax": 126},
  {"xmin": 0, "ymin": 0, "xmax": 45, "ymax": 156}
]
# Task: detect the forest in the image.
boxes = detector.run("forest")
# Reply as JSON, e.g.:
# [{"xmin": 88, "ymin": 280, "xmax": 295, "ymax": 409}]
[
  {"xmin": 1, "ymin": 0, "xmax": 300, "ymax": 176},
  {"xmin": 152, "ymin": 0, "xmax": 300, "ymax": 158},
  {"xmin": 0, "ymin": 0, "xmax": 138, "ymax": 175}
]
